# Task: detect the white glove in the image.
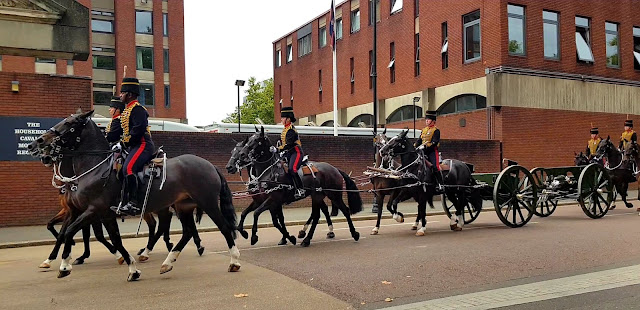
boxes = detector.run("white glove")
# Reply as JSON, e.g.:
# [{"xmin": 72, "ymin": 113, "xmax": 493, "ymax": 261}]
[
  {"xmin": 111, "ymin": 143, "xmax": 122, "ymax": 152},
  {"xmin": 417, "ymin": 145, "xmax": 425, "ymax": 150},
  {"xmin": 269, "ymin": 146, "xmax": 277, "ymax": 153}
]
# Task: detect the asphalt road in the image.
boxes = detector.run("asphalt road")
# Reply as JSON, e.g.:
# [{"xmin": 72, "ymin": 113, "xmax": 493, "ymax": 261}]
[{"xmin": 1, "ymin": 203, "xmax": 640, "ymax": 310}]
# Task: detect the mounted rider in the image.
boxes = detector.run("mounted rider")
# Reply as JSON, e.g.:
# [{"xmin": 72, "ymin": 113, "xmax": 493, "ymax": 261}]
[
  {"xmin": 586, "ymin": 126, "xmax": 601, "ymax": 160},
  {"xmin": 619, "ymin": 119, "xmax": 637, "ymax": 150},
  {"xmin": 276, "ymin": 107, "xmax": 305, "ymax": 199},
  {"xmin": 110, "ymin": 77, "xmax": 155, "ymax": 216},
  {"xmin": 415, "ymin": 111, "xmax": 444, "ymax": 191},
  {"xmin": 106, "ymin": 96, "xmax": 124, "ymax": 144}
]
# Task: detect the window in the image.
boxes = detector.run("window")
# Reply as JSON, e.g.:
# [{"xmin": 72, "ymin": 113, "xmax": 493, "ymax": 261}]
[
  {"xmin": 348, "ymin": 114, "xmax": 374, "ymax": 127},
  {"xmin": 507, "ymin": 4, "xmax": 525, "ymax": 55},
  {"xmin": 351, "ymin": 9, "xmax": 360, "ymax": 33},
  {"xmin": 67, "ymin": 60, "xmax": 73, "ymax": 66},
  {"xmin": 321, "ymin": 120, "xmax": 335, "ymax": 127},
  {"xmin": 136, "ymin": 47, "xmax": 153, "ymax": 70},
  {"xmin": 387, "ymin": 106, "xmax": 423, "ymax": 123},
  {"xmin": 136, "ymin": 11, "xmax": 153, "ymax": 34},
  {"xmin": 163, "ymin": 13, "xmax": 168, "ymax": 36},
  {"xmin": 634, "ymin": 27, "xmax": 640, "ymax": 70},
  {"xmin": 298, "ymin": 34, "xmax": 312, "ymax": 57},
  {"xmin": 350, "ymin": 57, "xmax": 355, "ymax": 94},
  {"xmin": 605, "ymin": 22, "xmax": 620, "ymax": 68},
  {"xmin": 336, "ymin": 18, "xmax": 343, "ymax": 39},
  {"xmin": 318, "ymin": 70, "xmax": 323, "ymax": 103},
  {"xmin": 414, "ymin": 33, "xmax": 420, "ymax": 76},
  {"xmin": 442, "ymin": 22, "xmax": 449, "ymax": 69},
  {"xmin": 414, "ymin": 0, "xmax": 419, "ymax": 17},
  {"xmin": 391, "ymin": 0, "xmax": 402, "ymax": 14},
  {"xmin": 164, "ymin": 85, "xmax": 170, "ymax": 108},
  {"xmin": 439, "ymin": 94, "xmax": 487, "ymax": 115},
  {"xmin": 575, "ymin": 16, "xmax": 594, "ymax": 63},
  {"xmin": 140, "ymin": 84, "xmax": 155, "ymax": 106},
  {"xmin": 163, "ymin": 49, "xmax": 169, "ymax": 73},
  {"xmin": 286, "ymin": 44, "xmax": 292, "ymax": 63},
  {"xmin": 369, "ymin": 0, "xmax": 380, "ymax": 25},
  {"xmin": 93, "ymin": 91, "xmax": 112, "ymax": 106},
  {"xmin": 92, "ymin": 19, "xmax": 113, "ymax": 33},
  {"xmin": 389, "ymin": 42, "xmax": 395, "ymax": 83},
  {"xmin": 275, "ymin": 49, "xmax": 282, "ymax": 67},
  {"xmin": 91, "ymin": 10, "xmax": 113, "ymax": 16},
  {"xmin": 369, "ymin": 50, "xmax": 373, "ymax": 89},
  {"xmin": 463, "ymin": 11, "xmax": 481, "ymax": 62},
  {"xmin": 543, "ymin": 11, "xmax": 560, "ymax": 60},
  {"xmin": 92, "ymin": 46, "xmax": 116, "ymax": 53},
  {"xmin": 92, "ymin": 55, "xmax": 115, "ymax": 69},
  {"xmin": 319, "ymin": 27, "xmax": 327, "ymax": 48},
  {"xmin": 35, "ymin": 58, "xmax": 55, "ymax": 63}
]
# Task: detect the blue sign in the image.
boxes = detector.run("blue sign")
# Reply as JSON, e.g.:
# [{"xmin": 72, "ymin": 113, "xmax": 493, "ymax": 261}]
[{"xmin": 0, "ymin": 116, "xmax": 63, "ymax": 161}]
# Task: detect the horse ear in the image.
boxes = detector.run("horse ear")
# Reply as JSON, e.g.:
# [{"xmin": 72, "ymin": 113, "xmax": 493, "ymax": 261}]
[
  {"xmin": 574, "ymin": 152, "xmax": 577, "ymax": 156},
  {"xmin": 383, "ymin": 127, "xmax": 387, "ymax": 135},
  {"xmin": 260, "ymin": 126, "xmax": 265, "ymax": 137},
  {"xmin": 607, "ymin": 135, "xmax": 611, "ymax": 141},
  {"xmin": 79, "ymin": 110, "xmax": 94, "ymax": 119},
  {"xmin": 254, "ymin": 125, "xmax": 259, "ymax": 132}
]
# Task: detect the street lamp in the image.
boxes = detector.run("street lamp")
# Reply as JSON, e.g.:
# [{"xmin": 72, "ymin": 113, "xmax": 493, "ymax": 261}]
[
  {"xmin": 413, "ymin": 97, "xmax": 421, "ymax": 138},
  {"xmin": 235, "ymin": 79, "xmax": 245, "ymax": 132}
]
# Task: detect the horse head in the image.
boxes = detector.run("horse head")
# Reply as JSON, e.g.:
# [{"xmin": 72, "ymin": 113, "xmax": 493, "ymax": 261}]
[
  {"xmin": 379, "ymin": 129, "xmax": 410, "ymax": 158},
  {"xmin": 226, "ymin": 137, "xmax": 248, "ymax": 174},
  {"xmin": 595, "ymin": 136, "xmax": 615, "ymax": 159},
  {"xmin": 574, "ymin": 151, "xmax": 589, "ymax": 166},
  {"xmin": 239, "ymin": 126, "xmax": 272, "ymax": 164},
  {"xmin": 28, "ymin": 110, "xmax": 95, "ymax": 166}
]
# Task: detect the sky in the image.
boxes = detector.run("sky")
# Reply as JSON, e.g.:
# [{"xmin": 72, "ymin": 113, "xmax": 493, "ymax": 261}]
[{"xmin": 184, "ymin": 0, "xmax": 330, "ymax": 126}]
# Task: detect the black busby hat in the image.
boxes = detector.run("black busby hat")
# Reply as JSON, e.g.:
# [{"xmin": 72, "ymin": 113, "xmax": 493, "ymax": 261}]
[
  {"xmin": 109, "ymin": 96, "xmax": 125, "ymax": 111},
  {"xmin": 281, "ymin": 106, "xmax": 296, "ymax": 122},
  {"xmin": 425, "ymin": 111, "xmax": 437, "ymax": 121},
  {"xmin": 625, "ymin": 119, "xmax": 633, "ymax": 127},
  {"xmin": 120, "ymin": 77, "xmax": 140, "ymax": 96},
  {"xmin": 590, "ymin": 127, "xmax": 598, "ymax": 134}
]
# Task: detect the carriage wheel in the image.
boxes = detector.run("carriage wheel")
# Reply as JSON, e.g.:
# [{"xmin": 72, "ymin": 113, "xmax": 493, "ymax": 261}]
[
  {"xmin": 441, "ymin": 193, "xmax": 481, "ymax": 225},
  {"xmin": 578, "ymin": 163, "xmax": 613, "ymax": 219},
  {"xmin": 529, "ymin": 167, "xmax": 558, "ymax": 217},
  {"xmin": 493, "ymin": 165, "xmax": 537, "ymax": 228}
]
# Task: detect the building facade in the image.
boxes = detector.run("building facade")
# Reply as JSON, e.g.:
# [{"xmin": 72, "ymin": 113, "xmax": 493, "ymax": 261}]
[{"xmin": 0, "ymin": 0, "xmax": 186, "ymax": 122}]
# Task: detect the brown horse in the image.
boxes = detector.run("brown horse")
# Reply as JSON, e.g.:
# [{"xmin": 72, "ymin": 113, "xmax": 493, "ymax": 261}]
[{"xmin": 29, "ymin": 110, "xmax": 239, "ymax": 281}]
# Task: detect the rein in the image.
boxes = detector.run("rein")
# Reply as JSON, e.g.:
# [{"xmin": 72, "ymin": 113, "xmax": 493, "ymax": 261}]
[{"xmin": 52, "ymin": 153, "xmax": 113, "ymax": 188}]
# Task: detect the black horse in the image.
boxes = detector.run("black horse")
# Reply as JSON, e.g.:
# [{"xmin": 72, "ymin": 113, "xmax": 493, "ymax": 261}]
[
  {"xmin": 29, "ymin": 111, "xmax": 239, "ymax": 281},
  {"xmin": 595, "ymin": 136, "xmax": 636, "ymax": 210},
  {"xmin": 225, "ymin": 138, "xmax": 336, "ymax": 246},
  {"xmin": 574, "ymin": 152, "xmax": 590, "ymax": 166},
  {"xmin": 233, "ymin": 126, "xmax": 362, "ymax": 247}
]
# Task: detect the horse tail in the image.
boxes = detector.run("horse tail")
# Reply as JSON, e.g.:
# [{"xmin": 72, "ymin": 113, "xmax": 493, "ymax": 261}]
[
  {"xmin": 195, "ymin": 206, "xmax": 204, "ymax": 225},
  {"xmin": 338, "ymin": 169, "xmax": 363, "ymax": 215},
  {"xmin": 215, "ymin": 166, "xmax": 237, "ymax": 239}
]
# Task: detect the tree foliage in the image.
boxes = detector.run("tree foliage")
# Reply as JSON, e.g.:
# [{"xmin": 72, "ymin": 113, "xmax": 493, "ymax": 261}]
[{"xmin": 222, "ymin": 77, "xmax": 274, "ymax": 124}]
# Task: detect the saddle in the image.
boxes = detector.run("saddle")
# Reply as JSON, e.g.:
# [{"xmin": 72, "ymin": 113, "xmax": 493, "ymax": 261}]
[
  {"xmin": 112, "ymin": 146, "xmax": 166, "ymax": 182},
  {"xmin": 282, "ymin": 155, "xmax": 318, "ymax": 176}
]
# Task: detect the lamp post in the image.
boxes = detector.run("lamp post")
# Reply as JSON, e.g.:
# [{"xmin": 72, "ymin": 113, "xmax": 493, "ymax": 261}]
[
  {"xmin": 235, "ymin": 79, "xmax": 245, "ymax": 133},
  {"xmin": 413, "ymin": 97, "xmax": 421, "ymax": 138}
]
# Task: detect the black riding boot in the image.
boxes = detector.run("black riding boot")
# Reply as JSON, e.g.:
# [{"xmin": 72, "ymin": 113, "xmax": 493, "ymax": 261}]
[
  {"xmin": 119, "ymin": 174, "xmax": 141, "ymax": 216},
  {"xmin": 289, "ymin": 173, "xmax": 305, "ymax": 199}
]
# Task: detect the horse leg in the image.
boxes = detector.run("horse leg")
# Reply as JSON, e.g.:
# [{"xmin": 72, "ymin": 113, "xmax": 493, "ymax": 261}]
[
  {"xmin": 185, "ymin": 209, "xmax": 205, "ymax": 256},
  {"xmin": 371, "ymin": 192, "xmax": 385, "ymax": 235},
  {"xmin": 160, "ymin": 210, "xmax": 195, "ymax": 274},
  {"xmin": 270, "ymin": 208, "xmax": 289, "ymax": 246},
  {"xmin": 163, "ymin": 211, "xmax": 174, "ymax": 252},
  {"xmin": 72, "ymin": 225, "xmax": 91, "ymax": 265},
  {"xmin": 40, "ymin": 218, "xmax": 71, "ymax": 268},
  {"xmin": 197, "ymin": 195, "xmax": 240, "ymax": 272},
  {"xmin": 137, "ymin": 213, "xmax": 158, "ymax": 258},
  {"xmin": 101, "ymin": 215, "xmax": 139, "ymax": 281},
  {"xmin": 250, "ymin": 198, "xmax": 272, "ymax": 246},
  {"xmin": 330, "ymin": 193, "xmax": 360, "ymax": 242},
  {"xmin": 275, "ymin": 205, "xmax": 296, "ymax": 245},
  {"xmin": 301, "ymin": 198, "xmax": 322, "ymax": 247},
  {"xmin": 453, "ymin": 190, "xmax": 464, "ymax": 231},
  {"xmin": 387, "ymin": 190, "xmax": 404, "ymax": 223},
  {"xmin": 321, "ymin": 201, "xmax": 335, "ymax": 239},
  {"xmin": 415, "ymin": 195, "xmax": 428, "ymax": 236},
  {"xmin": 58, "ymin": 209, "xmax": 97, "ymax": 278},
  {"xmin": 237, "ymin": 201, "xmax": 257, "ymax": 240},
  {"xmin": 621, "ymin": 182, "xmax": 633, "ymax": 209},
  {"xmin": 447, "ymin": 190, "xmax": 461, "ymax": 230},
  {"xmin": 298, "ymin": 212, "xmax": 313, "ymax": 239},
  {"xmin": 46, "ymin": 209, "xmax": 66, "ymax": 239},
  {"xmin": 92, "ymin": 220, "xmax": 122, "ymax": 264}
]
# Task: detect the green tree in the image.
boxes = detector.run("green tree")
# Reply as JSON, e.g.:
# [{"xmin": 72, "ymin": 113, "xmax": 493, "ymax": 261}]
[
  {"xmin": 223, "ymin": 77, "xmax": 275, "ymax": 124},
  {"xmin": 508, "ymin": 40, "xmax": 522, "ymax": 53}
]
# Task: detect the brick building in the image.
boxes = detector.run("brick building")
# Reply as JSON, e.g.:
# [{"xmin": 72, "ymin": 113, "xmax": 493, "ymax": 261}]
[
  {"xmin": 0, "ymin": 0, "xmax": 186, "ymax": 122},
  {"xmin": 273, "ymin": 0, "xmax": 640, "ymax": 168}
]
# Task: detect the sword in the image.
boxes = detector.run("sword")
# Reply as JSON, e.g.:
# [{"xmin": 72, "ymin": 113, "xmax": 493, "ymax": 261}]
[{"xmin": 136, "ymin": 169, "xmax": 155, "ymax": 236}]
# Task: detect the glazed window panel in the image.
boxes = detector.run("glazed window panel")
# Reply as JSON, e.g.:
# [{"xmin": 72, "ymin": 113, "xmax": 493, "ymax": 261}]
[
  {"xmin": 463, "ymin": 11, "xmax": 481, "ymax": 62},
  {"xmin": 605, "ymin": 22, "xmax": 619, "ymax": 68},
  {"xmin": 507, "ymin": 4, "xmax": 525, "ymax": 55},
  {"xmin": 543, "ymin": 11, "xmax": 560, "ymax": 59}
]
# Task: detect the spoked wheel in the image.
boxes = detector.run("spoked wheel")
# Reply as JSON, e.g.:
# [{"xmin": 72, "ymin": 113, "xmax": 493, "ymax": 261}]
[
  {"xmin": 529, "ymin": 167, "xmax": 558, "ymax": 217},
  {"xmin": 441, "ymin": 192, "xmax": 481, "ymax": 225},
  {"xmin": 493, "ymin": 165, "xmax": 537, "ymax": 228},
  {"xmin": 578, "ymin": 163, "xmax": 613, "ymax": 219}
]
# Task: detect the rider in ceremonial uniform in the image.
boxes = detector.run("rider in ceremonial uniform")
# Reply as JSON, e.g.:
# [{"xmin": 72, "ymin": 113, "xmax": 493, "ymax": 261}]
[
  {"xmin": 620, "ymin": 119, "xmax": 636, "ymax": 150},
  {"xmin": 278, "ymin": 107, "xmax": 305, "ymax": 199},
  {"xmin": 106, "ymin": 96, "xmax": 124, "ymax": 144},
  {"xmin": 111, "ymin": 77, "xmax": 155, "ymax": 216},
  {"xmin": 586, "ymin": 126, "xmax": 601, "ymax": 159},
  {"xmin": 415, "ymin": 111, "xmax": 443, "ymax": 191}
]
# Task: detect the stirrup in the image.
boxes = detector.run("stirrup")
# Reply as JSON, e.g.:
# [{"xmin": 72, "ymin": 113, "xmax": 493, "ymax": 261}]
[{"xmin": 294, "ymin": 189, "xmax": 305, "ymax": 198}]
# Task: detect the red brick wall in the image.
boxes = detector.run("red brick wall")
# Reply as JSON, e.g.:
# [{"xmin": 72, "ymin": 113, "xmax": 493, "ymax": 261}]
[
  {"xmin": 166, "ymin": 0, "xmax": 187, "ymax": 121},
  {"xmin": 2, "ymin": 56, "xmax": 35, "ymax": 73},
  {"xmin": 0, "ymin": 72, "xmax": 92, "ymax": 117},
  {"xmin": 386, "ymin": 109, "xmax": 490, "ymax": 140},
  {"xmin": 0, "ymin": 131, "xmax": 500, "ymax": 227}
]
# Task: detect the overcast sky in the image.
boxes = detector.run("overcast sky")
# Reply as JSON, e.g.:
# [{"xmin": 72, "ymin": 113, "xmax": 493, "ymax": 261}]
[{"xmin": 184, "ymin": 0, "xmax": 330, "ymax": 126}]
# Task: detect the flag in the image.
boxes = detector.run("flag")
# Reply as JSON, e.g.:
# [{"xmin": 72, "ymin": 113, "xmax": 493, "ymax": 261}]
[{"xmin": 329, "ymin": 0, "xmax": 336, "ymax": 51}]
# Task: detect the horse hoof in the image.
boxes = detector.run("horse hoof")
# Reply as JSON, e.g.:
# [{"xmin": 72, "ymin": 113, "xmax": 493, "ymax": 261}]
[
  {"xmin": 137, "ymin": 248, "xmax": 145, "ymax": 255},
  {"xmin": 415, "ymin": 231, "xmax": 425, "ymax": 236},
  {"xmin": 239, "ymin": 230, "xmax": 249, "ymax": 240},
  {"xmin": 636, "ymin": 207, "xmax": 640, "ymax": 212},
  {"xmin": 453, "ymin": 226, "xmax": 463, "ymax": 232},
  {"xmin": 278, "ymin": 238, "xmax": 287, "ymax": 246},
  {"xmin": 166, "ymin": 243, "xmax": 174, "ymax": 252},
  {"xmin": 127, "ymin": 271, "xmax": 141, "ymax": 282},
  {"xmin": 117, "ymin": 257, "xmax": 125, "ymax": 265},
  {"xmin": 39, "ymin": 262, "xmax": 51, "ymax": 269},
  {"xmin": 327, "ymin": 231, "xmax": 335, "ymax": 239},
  {"xmin": 352, "ymin": 231, "xmax": 360, "ymax": 241},
  {"xmin": 57, "ymin": 270, "xmax": 71, "ymax": 278},
  {"xmin": 411, "ymin": 225, "xmax": 418, "ymax": 231},
  {"xmin": 138, "ymin": 255, "xmax": 149, "ymax": 262},
  {"xmin": 301, "ymin": 239, "xmax": 311, "ymax": 247},
  {"xmin": 450, "ymin": 224, "xmax": 457, "ymax": 231},
  {"xmin": 626, "ymin": 203, "xmax": 634, "ymax": 209},
  {"xmin": 72, "ymin": 258, "xmax": 85, "ymax": 265},
  {"xmin": 609, "ymin": 204, "xmax": 617, "ymax": 210},
  {"xmin": 288, "ymin": 236, "xmax": 297, "ymax": 245},
  {"xmin": 197, "ymin": 246, "xmax": 205, "ymax": 256},
  {"xmin": 370, "ymin": 228, "xmax": 379, "ymax": 235},
  {"xmin": 298, "ymin": 230, "xmax": 306, "ymax": 239},
  {"xmin": 251, "ymin": 235, "xmax": 259, "ymax": 246},
  {"xmin": 228, "ymin": 263, "xmax": 241, "ymax": 272},
  {"xmin": 160, "ymin": 264, "xmax": 173, "ymax": 274}
]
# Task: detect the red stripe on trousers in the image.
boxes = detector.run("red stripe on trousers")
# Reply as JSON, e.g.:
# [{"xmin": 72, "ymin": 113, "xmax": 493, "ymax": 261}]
[
  {"xmin": 293, "ymin": 146, "xmax": 301, "ymax": 172},
  {"xmin": 126, "ymin": 137, "xmax": 146, "ymax": 175},
  {"xmin": 434, "ymin": 147, "xmax": 440, "ymax": 170}
]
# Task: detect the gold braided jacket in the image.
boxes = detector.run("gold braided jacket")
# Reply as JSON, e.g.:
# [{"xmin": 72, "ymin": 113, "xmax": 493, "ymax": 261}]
[{"xmin": 121, "ymin": 100, "xmax": 151, "ymax": 143}]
